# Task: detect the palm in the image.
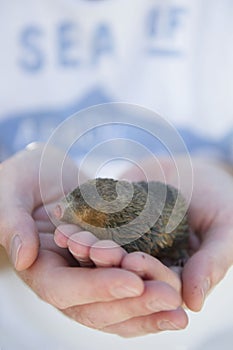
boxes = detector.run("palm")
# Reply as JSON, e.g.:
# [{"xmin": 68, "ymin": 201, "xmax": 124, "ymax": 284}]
[
  {"xmin": 0, "ymin": 145, "xmax": 188, "ymax": 337},
  {"xmin": 121, "ymin": 156, "xmax": 233, "ymax": 311}
]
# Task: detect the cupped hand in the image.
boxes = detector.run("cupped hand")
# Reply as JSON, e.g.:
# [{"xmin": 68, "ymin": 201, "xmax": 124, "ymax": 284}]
[
  {"xmin": 0, "ymin": 144, "xmax": 187, "ymax": 337},
  {"xmin": 0, "ymin": 143, "xmax": 80, "ymax": 270},
  {"xmin": 54, "ymin": 225, "xmax": 187, "ymax": 337},
  {"xmin": 120, "ymin": 156, "xmax": 233, "ymax": 312}
]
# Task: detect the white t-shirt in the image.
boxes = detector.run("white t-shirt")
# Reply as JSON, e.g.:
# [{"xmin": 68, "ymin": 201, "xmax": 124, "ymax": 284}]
[
  {"xmin": 1, "ymin": 1, "xmax": 233, "ymax": 349},
  {"xmin": 1, "ymin": 0, "xmax": 233, "ymax": 159}
]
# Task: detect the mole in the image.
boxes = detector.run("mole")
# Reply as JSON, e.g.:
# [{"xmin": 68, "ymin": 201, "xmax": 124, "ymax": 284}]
[{"xmin": 55, "ymin": 178, "xmax": 190, "ymax": 266}]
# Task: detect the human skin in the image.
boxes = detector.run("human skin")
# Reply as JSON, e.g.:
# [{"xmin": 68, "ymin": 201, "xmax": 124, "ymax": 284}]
[
  {"xmin": 0, "ymin": 144, "xmax": 187, "ymax": 338},
  {"xmin": 1, "ymin": 144, "xmax": 233, "ymax": 337},
  {"xmin": 57, "ymin": 156, "xmax": 233, "ymax": 336},
  {"xmin": 121, "ymin": 156, "xmax": 233, "ymax": 310}
]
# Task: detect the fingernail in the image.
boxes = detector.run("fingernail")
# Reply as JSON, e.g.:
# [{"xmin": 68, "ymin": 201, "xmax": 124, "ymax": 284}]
[
  {"xmin": 54, "ymin": 204, "xmax": 63, "ymax": 219},
  {"xmin": 158, "ymin": 320, "xmax": 181, "ymax": 331},
  {"xmin": 111, "ymin": 286, "xmax": 141, "ymax": 298},
  {"xmin": 201, "ymin": 278, "xmax": 210, "ymax": 303},
  {"xmin": 10, "ymin": 235, "xmax": 22, "ymax": 268}
]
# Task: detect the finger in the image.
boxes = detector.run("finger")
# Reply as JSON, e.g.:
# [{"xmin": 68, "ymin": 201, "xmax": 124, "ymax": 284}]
[
  {"xmin": 189, "ymin": 229, "xmax": 201, "ymax": 252},
  {"xmin": 33, "ymin": 204, "xmax": 54, "ymax": 221},
  {"xmin": 0, "ymin": 144, "xmax": 78, "ymax": 271},
  {"xmin": 63, "ymin": 280, "xmax": 182, "ymax": 330},
  {"xmin": 35, "ymin": 220, "xmax": 56, "ymax": 233},
  {"xmin": 33, "ymin": 202, "xmax": 64, "ymax": 230},
  {"xmin": 89, "ymin": 240, "xmax": 127, "ymax": 267},
  {"xmin": 67, "ymin": 231, "xmax": 98, "ymax": 267},
  {"xmin": 18, "ymin": 250, "xmax": 144, "ymax": 309},
  {"xmin": 0, "ymin": 207, "xmax": 39, "ymax": 271},
  {"xmin": 54, "ymin": 224, "xmax": 82, "ymax": 248},
  {"xmin": 67, "ymin": 231, "xmax": 99, "ymax": 263},
  {"xmin": 121, "ymin": 252, "xmax": 181, "ymax": 293},
  {"xmin": 0, "ymin": 156, "xmax": 39, "ymax": 270},
  {"xmin": 55, "ymin": 227, "xmax": 95, "ymax": 266},
  {"xmin": 67, "ymin": 234, "xmax": 127, "ymax": 267},
  {"xmin": 102, "ymin": 307, "xmax": 188, "ymax": 337},
  {"xmin": 182, "ymin": 225, "xmax": 233, "ymax": 311},
  {"xmin": 39, "ymin": 232, "xmax": 79, "ymax": 267}
]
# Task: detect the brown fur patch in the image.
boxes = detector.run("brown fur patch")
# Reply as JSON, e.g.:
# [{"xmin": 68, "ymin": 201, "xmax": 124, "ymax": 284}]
[{"xmin": 75, "ymin": 208, "xmax": 107, "ymax": 228}]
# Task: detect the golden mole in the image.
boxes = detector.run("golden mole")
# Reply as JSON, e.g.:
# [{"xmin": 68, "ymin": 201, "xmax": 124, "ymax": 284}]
[{"xmin": 55, "ymin": 178, "xmax": 190, "ymax": 266}]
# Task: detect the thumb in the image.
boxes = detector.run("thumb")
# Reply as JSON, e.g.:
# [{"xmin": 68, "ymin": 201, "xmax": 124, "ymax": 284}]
[
  {"xmin": 0, "ymin": 206, "xmax": 39, "ymax": 271},
  {"xmin": 0, "ymin": 147, "xmax": 42, "ymax": 270},
  {"xmin": 182, "ymin": 224, "xmax": 233, "ymax": 311},
  {"xmin": 0, "ymin": 143, "xmax": 80, "ymax": 270}
]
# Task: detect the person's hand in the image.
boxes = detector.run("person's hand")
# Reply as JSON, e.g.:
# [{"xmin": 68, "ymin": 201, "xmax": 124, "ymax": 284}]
[
  {"xmin": 0, "ymin": 144, "xmax": 187, "ymax": 337},
  {"xmin": 54, "ymin": 224, "xmax": 187, "ymax": 337},
  {"xmin": 26, "ymin": 226, "xmax": 187, "ymax": 337},
  {"xmin": 119, "ymin": 156, "xmax": 233, "ymax": 312},
  {"xmin": 0, "ymin": 143, "xmax": 81, "ymax": 270}
]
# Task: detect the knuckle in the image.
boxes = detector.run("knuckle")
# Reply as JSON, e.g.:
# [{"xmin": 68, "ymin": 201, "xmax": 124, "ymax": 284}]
[
  {"xmin": 43, "ymin": 289, "xmax": 68, "ymax": 309},
  {"xmin": 63, "ymin": 305, "xmax": 104, "ymax": 330},
  {"xmin": 74, "ymin": 308, "xmax": 103, "ymax": 330}
]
